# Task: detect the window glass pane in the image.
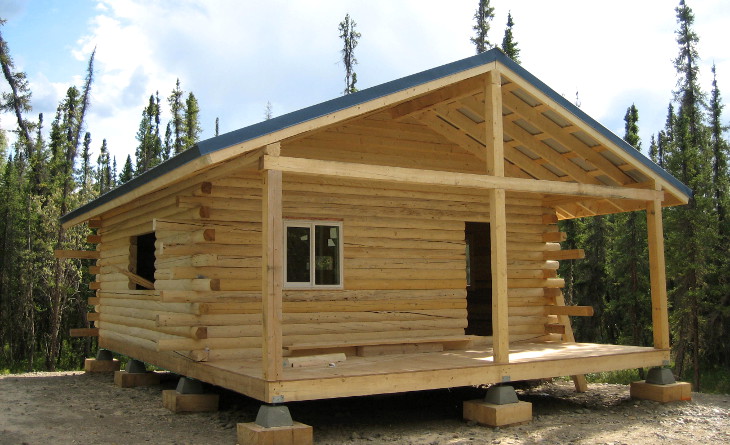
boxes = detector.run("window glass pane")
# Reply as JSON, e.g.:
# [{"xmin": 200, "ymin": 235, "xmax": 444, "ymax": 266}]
[
  {"xmin": 286, "ymin": 226, "xmax": 310, "ymax": 283},
  {"xmin": 314, "ymin": 225, "xmax": 340, "ymax": 285}
]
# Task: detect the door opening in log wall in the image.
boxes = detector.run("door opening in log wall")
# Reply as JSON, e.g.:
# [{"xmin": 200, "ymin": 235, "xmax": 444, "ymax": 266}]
[{"xmin": 465, "ymin": 222, "xmax": 492, "ymax": 336}]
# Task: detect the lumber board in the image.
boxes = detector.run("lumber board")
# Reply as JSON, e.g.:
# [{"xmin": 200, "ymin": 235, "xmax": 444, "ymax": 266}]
[{"xmin": 285, "ymin": 335, "xmax": 477, "ymax": 352}]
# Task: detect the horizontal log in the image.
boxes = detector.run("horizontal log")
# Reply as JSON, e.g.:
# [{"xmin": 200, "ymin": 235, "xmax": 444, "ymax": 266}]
[
  {"xmin": 542, "ymin": 232, "xmax": 567, "ymax": 242},
  {"xmin": 87, "ymin": 312, "xmax": 100, "ymax": 322},
  {"xmin": 545, "ymin": 305, "xmax": 594, "ymax": 317},
  {"xmin": 88, "ymin": 219, "xmax": 102, "ymax": 228},
  {"xmin": 187, "ymin": 348, "xmax": 261, "ymax": 362},
  {"xmin": 55, "ymin": 250, "xmax": 100, "ymax": 259},
  {"xmin": 544, "ymin": 323, "xmax": 566, "ymax": 334},
  {"xmin": 70, "ymin": 328, "xmax": 99, "ymax": 337},
  {"xmin": 285, "ymin": 334, "xmax": 476, "ymax": 351},
  {"xmin": 87, "ymin": 235, "xmax": 102, "ymax": 244},
  {"xmin": 544, "ymin": 249, "xmax": 586, "ymax": 261}
]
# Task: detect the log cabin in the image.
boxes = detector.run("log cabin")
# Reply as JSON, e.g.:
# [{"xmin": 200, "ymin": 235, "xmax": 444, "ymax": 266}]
[{"xmin": 61, "ymin": 49, "xmax": 690, "ymax": 410}]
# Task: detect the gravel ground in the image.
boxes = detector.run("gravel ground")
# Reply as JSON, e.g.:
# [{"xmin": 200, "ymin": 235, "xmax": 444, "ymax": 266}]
[{"xmin": 0, "ymin": 371, "xmax": 728, "ymax": 444}]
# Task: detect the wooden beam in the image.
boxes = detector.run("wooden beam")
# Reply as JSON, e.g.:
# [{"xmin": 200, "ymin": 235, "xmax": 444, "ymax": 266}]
[
  {"xmin": 114, "ymin": 267, "xmax": 154, "ymax": 290},
  {"xmin": 54, "ymin": 250, "xmax": 100, "ymax": 260},
  {"xmin": 485, "ymin": 69, "xmax": 509, "ymax": 365},
  {"xmin": 262, "ymin": 156, "xmax": 664, "ymax": 202},
  {"xmin": 647, "ymin": 195, "xmax": 670, "ymax": 350},
  {"xmin": 389, "ymin": 76, "xmax": 484, "ymax": 120},
  {"xmin": 261, "ymin": 168, "xmax": 284, "ymax": 381},
  {"xmin": 553, "ymin": 292, "xmax": 589, "ymax": 392},
  {"xmin": 542, "ymin": 232, "xmax": 567, "ymax": 242},
  {"xmin": 546, "ymin": 305, "xmax": 594, "ymax": 317},
  {"xmin": 544, "ymin": 323, "xmax": 566, "ymax": 334},
  {"xmin": 70, "ymin": 328, "xmax": 99, "ymax": 337},
  {"xmin": 544, "ymin": 249, "xmax": 585, "ymax": 261}
]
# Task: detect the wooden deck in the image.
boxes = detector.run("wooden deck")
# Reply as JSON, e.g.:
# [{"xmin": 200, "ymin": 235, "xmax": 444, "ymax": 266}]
[{"xmin": 101, "ymin": 337, "xmax": 669, "ymax": 403}]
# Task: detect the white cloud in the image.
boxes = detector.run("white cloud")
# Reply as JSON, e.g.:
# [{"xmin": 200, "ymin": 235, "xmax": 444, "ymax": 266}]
[{"xmin": 13, "ymin": 0, "xmax": 724, "ymax": 165}]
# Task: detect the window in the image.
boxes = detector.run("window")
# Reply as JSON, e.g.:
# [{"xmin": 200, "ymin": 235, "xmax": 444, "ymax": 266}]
[
  {"xmin": 130, "ymin": 232, "xmax": 156, "ymax": 290},
  {"xmin": 284, "ymin": 221, "xmax": 342, "ymax": 288}
]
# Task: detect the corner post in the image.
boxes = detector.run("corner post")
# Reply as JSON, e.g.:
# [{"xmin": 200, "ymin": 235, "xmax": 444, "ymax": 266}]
[
  {"xmin": 261, "ymin": 143, "xmax": 283, "ymax": 380},
  {"xmin": 647, "ymin": 192, "xmax": 670, "ymax": 350},
  {"xmin": 485, "ymin": 68, "xmax": 509, "ymax": 364}
]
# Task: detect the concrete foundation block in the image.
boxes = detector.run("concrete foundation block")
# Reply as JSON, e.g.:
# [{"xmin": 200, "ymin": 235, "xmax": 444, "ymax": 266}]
[
  {"xmin": 162, "ymin": 389, "xmax": 219, "ymax": 413},
  {"xmin": 630, "ymin": 380, "xmax": 692, "ymax": 403},
  {"xmin": 84, "ymin": 358, "xmax": 121, "ymax": 373},
  {"xmin": 114, "ymin": 370, "xmax": 161, "ymax": 388},
  {"xmin": 237, "ymin": 422, "xmax": 313, "ymax": 445},
  {"xmin": 463, "ymin": 399, "xmax": 532, "ymax": 427}
]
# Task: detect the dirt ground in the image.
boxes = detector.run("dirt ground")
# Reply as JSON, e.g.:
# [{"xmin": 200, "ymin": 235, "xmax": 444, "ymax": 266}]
[{"xmin": 0, "ymin": 371, "xmax": 728, "ymax": 445}]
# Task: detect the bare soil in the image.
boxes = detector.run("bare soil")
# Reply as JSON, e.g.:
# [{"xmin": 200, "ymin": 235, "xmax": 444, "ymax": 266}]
[{"xmin": 0, "ymin": 371, "xmax": 728, "ymax": 444}]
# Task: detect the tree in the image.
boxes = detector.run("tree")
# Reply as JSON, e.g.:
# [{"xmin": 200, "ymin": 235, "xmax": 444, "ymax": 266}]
[
  {"xmin": 215, "ymin": 117, "xmax": 220, "ymax": 136},
  {"xmin": 182, "ymin": 92, "xmax": 201, "ymax": 150},
  {"xmin": 134, "ymin": 94, "xmax": 163, "ymax": 175},
  {"xmin": 168, "ymin": 79, "xmax": 185, "ymax": 155},
  {"xmin": 119, "ymin": 154, "xmax": 134, "ymax": 183},
  {"xmin": 338, "ymin": 13, "xmax": 361, "ymax": 94},
  {"xmin": 663, "ymin": 0, "xmax": 714, "ymax": 390},
  {"xmin": 470, "ymin": 0, "xmax": 495, "ymax": 54},
  {"xmin": 264, "ymin": 101, "xmax": 273, "ymax": 120},
  {"xmin": 606, "ymin": 105, "xmax": 650, "ymax": 351},
  {"xmin": 501, "ymin": 11, "xmax": 520, "ymax": 62},
  {"xmin": 96, "ymin": 139, "xmax": 112, "ymax": 194},
  {"xmin": 0, "ymin": 19, "xmax": 34, "ymax": 157}
]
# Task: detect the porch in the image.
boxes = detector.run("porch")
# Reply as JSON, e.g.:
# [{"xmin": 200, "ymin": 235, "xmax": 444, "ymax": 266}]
[{"xmin": 171, "ymin": 340, "xmax": 669, "ymax": 403}]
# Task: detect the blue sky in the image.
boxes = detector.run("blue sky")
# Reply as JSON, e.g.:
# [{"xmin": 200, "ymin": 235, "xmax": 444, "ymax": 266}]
[{"xmin": 1, "ymin": 0, "xmax": 729, "ymax": 166}]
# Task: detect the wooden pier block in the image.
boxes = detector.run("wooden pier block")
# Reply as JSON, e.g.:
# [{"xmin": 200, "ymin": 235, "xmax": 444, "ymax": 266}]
[
  {"xmin": 463, "ymin": 399, "xmax": 532, "ymax": 427},
  {"xmin": 84, "ymin": 358, "xmax": 121, "ymax": 373},
  {"xmin": 237, "ymin": 422, "xmax": 313, "ymax": 445},
  {"xmin": 162, "ymin": 389, "xmax": 219, "ymax": 412},
  {"xmin": 114, "ymin": 370, "xmax": 161, "ymax": 388},
  {"xmin": 630, "ymin": 381, "xmax": 692, "ymax": 403}
]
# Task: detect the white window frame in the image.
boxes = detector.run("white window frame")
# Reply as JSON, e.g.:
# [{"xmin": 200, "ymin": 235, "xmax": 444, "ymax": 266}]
[{"xmin": 283, "ymin": 220, "xmax": 344, "ymax": 289}]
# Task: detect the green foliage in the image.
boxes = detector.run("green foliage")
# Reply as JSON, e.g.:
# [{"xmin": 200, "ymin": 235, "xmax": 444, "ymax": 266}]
[
  {"xmin": 500, "ymin": 12, "xmax": 520, "ymax": 63},
  {"xmin": 585, "ymin": 369, "xmax": 642, "ymax": 385},
  {"xmin": 183, "ymin": 92, "xmax": 201, "ymax": 150},
  {"xmin": 339, "ymin": 13, "xmax": 361, "ymax": 95},
  {"xmin": 470, "ymin": 0, "xmax": 495, "ymax": 54}
]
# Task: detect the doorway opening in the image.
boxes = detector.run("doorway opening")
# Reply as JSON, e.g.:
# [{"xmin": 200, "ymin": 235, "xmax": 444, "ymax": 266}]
[{"xmin": 465, "ymin": 222, "xmax": 492, "ymax": 336}]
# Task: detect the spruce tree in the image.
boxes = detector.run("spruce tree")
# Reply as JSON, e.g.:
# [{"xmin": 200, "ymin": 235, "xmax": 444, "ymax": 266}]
[
  {"xmin": 606, "ymin": 105, "xmax": 650, "ymax": 348},
  {"xmin": 501, "ymin": 12, "xmax": 520, "ymax": 63},
  {"xmin": 264, "ymin": 101, "xmax": 273, "ymax": 120},
  {"xmin": 134, "ymin": 94, "xmax": 163, "ymax": 175},
  {"xmin": 119, "ymin": 154, "xmax": 134, "ymax": 183},
  {"xmin": 470, "ymin": 0, "xmax": 495, "ymax": 54},
  {"xmin": 183, "ymin": 92, "xmax": 201, "ymax": 150},
  {"xmin": 663, "ymin": 0, "xmax": 714, "ymax": 390},
  {"xmin": 0, "ymin": 20, "xmax": 34, "ymax": 157},
  {"xmin": 168, "ymin": 79, "xmax": 185, "ymax": 155},
  {"xmin": 215, "ymin": 117, "xmax": 220, "ymax": 136},
  {"xmin": 96, "ymin": 139, "xmax": 112, "ymax": 194},
  {"xmin": 338, "ymin": 13, "xmax": 361, "ymax": 94}
]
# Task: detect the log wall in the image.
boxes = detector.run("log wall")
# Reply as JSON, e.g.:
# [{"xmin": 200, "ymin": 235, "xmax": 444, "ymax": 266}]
[{"xmin": 90, "ymin": 114, "xmax": 564, "ymax": 363}]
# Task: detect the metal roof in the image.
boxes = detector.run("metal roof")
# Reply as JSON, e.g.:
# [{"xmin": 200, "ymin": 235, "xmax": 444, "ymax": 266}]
[{"xmin": 61, "ymin": 48, "xmax": 691, "ymax": 224}]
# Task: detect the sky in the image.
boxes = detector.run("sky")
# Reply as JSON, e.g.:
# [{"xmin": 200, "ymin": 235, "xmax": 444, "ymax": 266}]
[{"xmin": 1, "ymin": 0, "xmax": 729, "ymax": 166}]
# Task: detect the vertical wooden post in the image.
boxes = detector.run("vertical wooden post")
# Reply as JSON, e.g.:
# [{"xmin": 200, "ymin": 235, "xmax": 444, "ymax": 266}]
[
  {"xmin": 486, "ymin": 68, "xmax": 509, "ymax": 364},
  {"xmin": 647, "ymin": 195, "xmax": 670, "ymax": 350},
  {"xmin": 262, "ymin": 147, "xmax": 283, "ymax": 380}
]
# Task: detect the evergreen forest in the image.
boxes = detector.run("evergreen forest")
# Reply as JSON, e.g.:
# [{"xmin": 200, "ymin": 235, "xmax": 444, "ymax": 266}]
[{"xmin": 0, "ymin": 1, "xmax": 728, "ymax": 393}]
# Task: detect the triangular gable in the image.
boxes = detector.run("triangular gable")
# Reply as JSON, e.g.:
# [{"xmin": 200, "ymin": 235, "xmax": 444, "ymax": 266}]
[{"xmin": 62, "ymin": 49, "xmax": 690, "ymax": 227}]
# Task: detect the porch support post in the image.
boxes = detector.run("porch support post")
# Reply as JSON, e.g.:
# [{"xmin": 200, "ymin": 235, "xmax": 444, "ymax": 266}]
[
  {"xmin": 647, "ymin": 193, "xmax": 670, "ymax": 350},
  {"xmin": 486, "ymin": 68, "xmax": 509, "ymax": 364},
  {"xmin": 262, "ymin": 144, "xmax": 284, "ymax": 380}
]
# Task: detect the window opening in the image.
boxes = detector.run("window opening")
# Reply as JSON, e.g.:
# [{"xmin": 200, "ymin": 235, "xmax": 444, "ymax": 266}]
[
  {"xmin": 285, "ymin": 221, "xmax": 342, "ymax": 288},
  {"xmin": 131, "ymin": 232, "xmax": 156, "ymax": 290}
]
